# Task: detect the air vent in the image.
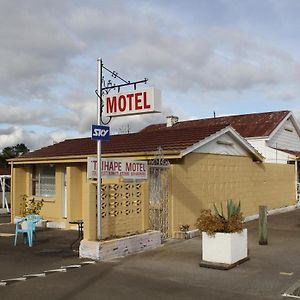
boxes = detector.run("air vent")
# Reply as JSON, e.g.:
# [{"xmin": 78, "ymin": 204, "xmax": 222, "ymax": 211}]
[
  {"xmin": 217, "ymin": 140, "xmax": 233, "ymax": 146},
  {"xmin": 284, "ymin": 126, "xmax": 293, "ymax": 132}
]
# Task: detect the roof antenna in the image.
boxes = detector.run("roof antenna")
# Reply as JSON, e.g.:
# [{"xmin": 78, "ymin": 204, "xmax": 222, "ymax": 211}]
[{"xmin": 213, "ymin": 111, "xmax": 216, "ymax": 118}]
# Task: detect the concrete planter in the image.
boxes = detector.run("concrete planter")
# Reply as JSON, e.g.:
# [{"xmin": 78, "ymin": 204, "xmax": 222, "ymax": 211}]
[
  {"xmin": 200, "ymin": 229, "xmax": 249, "ymax": 270},
  {"xmin": 80, "ymin": 231, "xmax": 162, "ymax": 261}
]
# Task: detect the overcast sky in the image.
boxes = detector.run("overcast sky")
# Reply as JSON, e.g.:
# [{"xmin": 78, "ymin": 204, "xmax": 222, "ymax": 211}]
[{"xmin": 1, "ymin": 0, "xmax": 300, "ymax": 150}]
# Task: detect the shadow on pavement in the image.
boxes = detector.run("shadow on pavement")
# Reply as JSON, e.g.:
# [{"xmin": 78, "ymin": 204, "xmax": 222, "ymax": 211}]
[{"xmin": 0, "ymin": 214, "xmax": 84, "ymax": 280}]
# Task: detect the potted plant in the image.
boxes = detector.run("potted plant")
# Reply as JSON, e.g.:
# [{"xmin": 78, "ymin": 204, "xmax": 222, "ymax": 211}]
[
  {"xmin": 196, "ymin": 200, "xmax": 249, "ymax": 269},
  {"xmin": 20, "ymin": 195, "xmax": 44, "ymax": 217},
  {"xmin": 16, "ymin": 195, "xmax": 45, "ymax": 228}
]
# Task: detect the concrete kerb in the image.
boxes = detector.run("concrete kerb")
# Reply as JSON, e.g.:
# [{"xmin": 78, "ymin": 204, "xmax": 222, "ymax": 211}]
[{"xmin": 244, "ymin": 204, "xmax": 300, "ymax": 222}]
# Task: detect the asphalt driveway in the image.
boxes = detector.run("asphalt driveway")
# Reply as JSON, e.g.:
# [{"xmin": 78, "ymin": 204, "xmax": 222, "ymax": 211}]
[{"xmin": 1, "ymin": 209, "xmax": 300, "ymax": 299}]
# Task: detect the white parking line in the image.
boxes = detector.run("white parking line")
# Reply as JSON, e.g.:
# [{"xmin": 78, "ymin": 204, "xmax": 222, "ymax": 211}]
[{"xmin": 0, "ymin": 261, "xmax": 96, "ymax": 287}]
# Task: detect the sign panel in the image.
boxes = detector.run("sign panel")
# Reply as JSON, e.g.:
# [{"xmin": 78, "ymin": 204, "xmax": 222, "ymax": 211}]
[
  {"xmin": 87, "ymin": 157, "xmax": 148, "ymax": 180},
  {"xmin": 91, "ymin": 125, "xmax": 110, "ymax": 141},
  {"xmin": 103, "ymin": 87, "xmax": 161, "ymax": 117}
]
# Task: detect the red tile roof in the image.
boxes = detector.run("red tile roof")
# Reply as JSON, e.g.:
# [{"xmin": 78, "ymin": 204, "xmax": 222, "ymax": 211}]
[
  {"xmin": 20, "ymin": 124, "xmax": 230, "ymax": 159},
  {"xmin": 16, "ymin": 110, "xmax": 290, "ymax": 160},
  {"xmin": 141, "ymin": 110, "xmax": 290, "ymax": 138}
]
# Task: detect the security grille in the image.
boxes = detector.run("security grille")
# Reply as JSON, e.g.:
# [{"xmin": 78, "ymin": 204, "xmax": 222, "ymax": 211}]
[{"xmin": 149, "ymin": 147, "xmax": 170, "ymax": 240}]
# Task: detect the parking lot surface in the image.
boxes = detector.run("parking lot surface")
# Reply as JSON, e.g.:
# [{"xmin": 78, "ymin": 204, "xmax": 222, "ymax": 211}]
[{"xmin": 1, "ymin": 210, "xmax": 300, "ymax": 299}]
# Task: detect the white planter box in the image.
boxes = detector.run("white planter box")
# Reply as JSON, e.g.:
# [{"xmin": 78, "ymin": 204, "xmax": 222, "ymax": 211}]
[{"xmin": 202, "ymin": 229, "xmax": 248, "ymax": 266}]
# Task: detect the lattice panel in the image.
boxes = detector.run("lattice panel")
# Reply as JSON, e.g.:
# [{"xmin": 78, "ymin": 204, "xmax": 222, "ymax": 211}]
[{"xmin": 101, "ymin": 183, "xmax": 144, "ymax": 238}]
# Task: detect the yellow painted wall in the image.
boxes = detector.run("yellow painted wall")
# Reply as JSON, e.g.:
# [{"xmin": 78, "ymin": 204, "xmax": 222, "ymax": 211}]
[
  {"xmin": 67, "ymin": 164, "xmax": 84, "ymax": 223},
  {"xmin": 11, "ymin": 165, "xmax": 30, "ymax": 219},
  {"xmin": 39, "ymin": 165, "xmax": 65, "ymax": 222},
  {"xmin": 171, "ymin": 153, "xmax": 296, "ymax": 236},
  {"xmin": 11, "ymin": 164, "xmax": 85, "ymax": 228},
  {"xmin": 82, "ymin": 181, "xmax": 97, "ymax": 241},
  {"xmin": 11, "ymin": 153, "xmax": 296, "ymax": 241}
]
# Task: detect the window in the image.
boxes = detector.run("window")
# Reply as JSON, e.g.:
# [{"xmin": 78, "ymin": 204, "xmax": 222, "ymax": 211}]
[{"xmin": 32, "ymin": 165, "xmax": 55, "ymax": 197}]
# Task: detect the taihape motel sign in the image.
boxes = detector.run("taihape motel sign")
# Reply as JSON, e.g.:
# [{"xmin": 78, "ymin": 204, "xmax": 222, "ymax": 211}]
[{"xmin": 87, "ymin": 157, "xmax": 148, "ymax": 181}]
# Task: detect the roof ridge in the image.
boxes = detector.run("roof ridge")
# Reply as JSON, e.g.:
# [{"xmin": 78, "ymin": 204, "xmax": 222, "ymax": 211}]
[{"xmin": 186, "ymin": 109, "xmax": 289, "ymax": 121}]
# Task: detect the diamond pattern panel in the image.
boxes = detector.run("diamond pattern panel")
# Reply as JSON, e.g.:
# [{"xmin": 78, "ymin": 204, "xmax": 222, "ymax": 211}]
[{"xmin": 101, "ymin": 183, "xmax": 144, "ymax": 238}]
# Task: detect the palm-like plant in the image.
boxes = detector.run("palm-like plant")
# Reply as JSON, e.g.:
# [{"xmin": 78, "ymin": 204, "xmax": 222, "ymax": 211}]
[
  {"xmin": 213, "ymin": 199, "xmax": 241, "ymax": 220},
  {"xmin": 196, "ymin": 200, "xmax": 243, "ymax": 236}
]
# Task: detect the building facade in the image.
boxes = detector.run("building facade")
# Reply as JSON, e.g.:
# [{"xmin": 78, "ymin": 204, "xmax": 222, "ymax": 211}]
[{"xmin": 9, "ymin": 110, "xmax": 299, "ymax": 239}]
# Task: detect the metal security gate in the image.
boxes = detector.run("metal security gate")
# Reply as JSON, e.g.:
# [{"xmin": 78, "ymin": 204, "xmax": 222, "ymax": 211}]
[{"xmin": 149, "ymin": 148, "xmax": 170, "ymax": 240}]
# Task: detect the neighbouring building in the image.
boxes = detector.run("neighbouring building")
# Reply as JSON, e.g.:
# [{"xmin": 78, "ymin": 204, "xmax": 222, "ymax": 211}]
[
  {"xmin": 0, "ymin": 166, "xmax": 11, "ymax": 213},
  {"xmin": 9, "ymin": 110, "xmax": 299, "ymax": 240}
]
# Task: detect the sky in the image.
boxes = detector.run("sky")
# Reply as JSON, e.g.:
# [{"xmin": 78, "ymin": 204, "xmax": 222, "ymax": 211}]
[{"xmin": 1, "ymin": 0, "xmax": 300, "ymax": 151}]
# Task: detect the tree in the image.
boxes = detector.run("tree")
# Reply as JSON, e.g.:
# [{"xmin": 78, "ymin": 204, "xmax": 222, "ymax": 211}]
[{"xmin": 0, "ymin": 143, "xmax": 29, "ymax": 167}]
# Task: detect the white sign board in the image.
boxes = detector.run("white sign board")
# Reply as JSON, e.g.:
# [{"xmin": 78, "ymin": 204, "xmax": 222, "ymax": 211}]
[
  {"xmin": 87, "ymin": 157, "xmax": 148, "ymax": 180},
  {"xmin": 103, "ymin": 87, "xmax": 161, "ymax": 117}
]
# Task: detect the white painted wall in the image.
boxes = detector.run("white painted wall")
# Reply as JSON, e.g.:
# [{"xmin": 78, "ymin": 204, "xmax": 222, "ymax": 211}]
[
  {"xmin": 246, "ymin": 138, "xmax": 293, "ymax": 163},
  {"xmin": 193, "ymin": 132, "xmax": 249, "ymax": 156},
  {"xmin": 246, "ymin": 139, "xmax": 266, "ymax": 157},
  {"xmin": 268, "ymin": 118, "xmax": 300, "ymax": 151}
]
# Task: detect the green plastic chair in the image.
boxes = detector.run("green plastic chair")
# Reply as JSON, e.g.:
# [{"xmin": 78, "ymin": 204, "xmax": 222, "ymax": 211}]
[
  {"xmin": 26, "ymin": 214, "xmax": 41, "ymax": 229},
  {"xmin": 14, "ymin": 218, "xmax": 34, "ymax": 247},
  {"xmin": 26, "ymin": 214, "xmax": 42, "ymax": 241}
]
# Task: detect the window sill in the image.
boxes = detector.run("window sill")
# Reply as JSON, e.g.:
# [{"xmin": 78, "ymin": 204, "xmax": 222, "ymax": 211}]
[{"xmin": 30, "ymin": 195, "xmax": 55, "ymax": 202}]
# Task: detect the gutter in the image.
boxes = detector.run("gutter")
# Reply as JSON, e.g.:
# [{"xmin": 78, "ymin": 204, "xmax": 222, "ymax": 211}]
[{"xmin": 9, "ymin": 150, "xmax": 182, "ymax": 165}]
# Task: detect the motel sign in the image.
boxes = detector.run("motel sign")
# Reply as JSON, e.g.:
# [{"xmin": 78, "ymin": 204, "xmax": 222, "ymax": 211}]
[{"xmin": 104, "ymin": 87, "xmax": 161, "ymax": 117}]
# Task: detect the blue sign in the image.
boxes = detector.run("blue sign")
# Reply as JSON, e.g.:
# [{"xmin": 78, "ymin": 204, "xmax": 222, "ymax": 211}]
[{"xmin": 91, "ymin": 125, "xmax": 110, "ymax": 141}]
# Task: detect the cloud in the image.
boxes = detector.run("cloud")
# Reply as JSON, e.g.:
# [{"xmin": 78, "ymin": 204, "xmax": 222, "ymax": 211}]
[
  {"xmin": 0, "ymin": 126, "xmax": 68, "ymax": 151},
  {"xmin": 0, "ymin": 0, "xmax": 85, "ymax": 99},
  {"xmin": 0, "ymin": 104, "xmax": 52, "ymax": 125},
  {"xmin": 114, "ymin": 26, "xmax": 300, "ymax": 96},
  {"xmin": 0, "ymin": 0, "xmax": 300, "ymax": 150}
]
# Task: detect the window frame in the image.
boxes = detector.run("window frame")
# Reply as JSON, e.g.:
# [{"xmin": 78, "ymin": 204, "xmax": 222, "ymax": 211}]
[{"xmin": 32, "ymin": 164, "xmax": 56, "ymax": 198}]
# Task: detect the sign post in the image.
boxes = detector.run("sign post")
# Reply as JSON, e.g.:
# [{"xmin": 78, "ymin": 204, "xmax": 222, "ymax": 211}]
[
  {"xmin": 96, "ymin": 58, "xmax": 102, "ymax": 241},
  {"xmin": 94, "ymin": 59, "xmax": 155, "ymax": 241}
]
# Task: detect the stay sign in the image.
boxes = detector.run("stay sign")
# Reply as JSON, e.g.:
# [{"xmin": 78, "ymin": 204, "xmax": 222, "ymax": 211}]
[{"xmin": 91, "ymin": 125, "xmax": 110, "ymax": 141}]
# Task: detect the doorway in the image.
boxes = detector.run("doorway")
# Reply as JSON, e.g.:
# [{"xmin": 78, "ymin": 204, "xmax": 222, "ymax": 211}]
[{"xmin": 62, "ymin": 169, "xmax": 67, "ymax": 218}]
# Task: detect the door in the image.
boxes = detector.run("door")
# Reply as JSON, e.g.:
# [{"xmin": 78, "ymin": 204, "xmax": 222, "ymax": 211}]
[{"xmin": 62, "ymin": 170, "xmax": 68, "ymax": 218}]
